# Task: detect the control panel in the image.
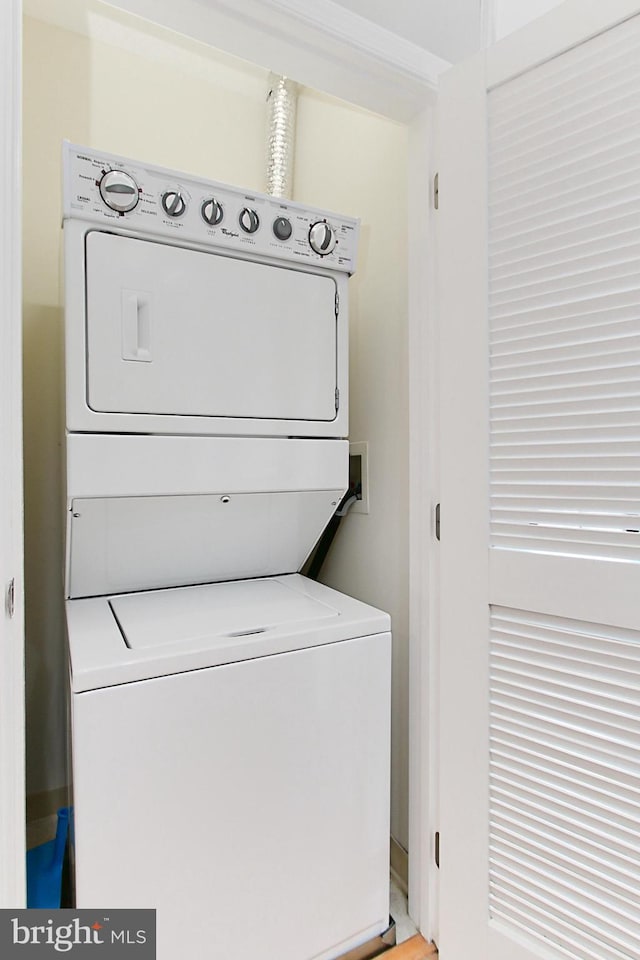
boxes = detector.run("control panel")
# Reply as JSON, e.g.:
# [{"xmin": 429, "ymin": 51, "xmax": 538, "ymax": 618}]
[{"xmin": 63, "ymin": 142, "xmax": 359, "ymax": 273}]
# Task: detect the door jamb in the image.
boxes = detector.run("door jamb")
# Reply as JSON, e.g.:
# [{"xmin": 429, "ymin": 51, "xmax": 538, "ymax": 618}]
[{"xmin": 0, "ymin": 0, "xmax": 25, "ymax": 909}]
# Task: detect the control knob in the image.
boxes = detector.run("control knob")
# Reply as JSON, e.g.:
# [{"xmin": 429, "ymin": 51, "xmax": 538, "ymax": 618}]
[
  {"xmin": 162, "ymin": 190, "xmax": 186, "ymax": 218},
  {"xmin": 309, "ymin": 221, "xmax": 337, "ymax": 256},
  {"xmin": 98, "ymin": 170, "xmax": 139, "ymax": 213},
  {"xmin": 273, "ymin": 216, "xmax": 292, "ymax": 241},
  {"xmin": 201, "ymin": 198, "xmax": 224, "ymax": 226},
  {"xmin": 239, "ymin": 207, "xmax": 260, "ymax": 234}
]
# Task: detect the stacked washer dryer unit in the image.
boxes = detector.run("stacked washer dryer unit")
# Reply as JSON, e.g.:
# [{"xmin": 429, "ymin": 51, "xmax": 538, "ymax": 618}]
[{"xmin": 62, "ymin": 142, "xmax": 392, "ymax": 960}]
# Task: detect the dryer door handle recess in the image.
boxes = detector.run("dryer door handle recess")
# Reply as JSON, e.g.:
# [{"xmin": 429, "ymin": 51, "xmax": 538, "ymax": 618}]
[{"xmin": 121, "ymin": 289, "xmax": 152, "ymax": 362}]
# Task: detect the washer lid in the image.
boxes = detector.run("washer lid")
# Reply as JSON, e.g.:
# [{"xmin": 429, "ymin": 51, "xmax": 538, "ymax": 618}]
[
  {"xmin": 66, "ymin": 575, "xmax": 391, "ymax": 692},
  {"xmin": 110, "ymin": 578, "xmax": 338, "ymax": 650}
]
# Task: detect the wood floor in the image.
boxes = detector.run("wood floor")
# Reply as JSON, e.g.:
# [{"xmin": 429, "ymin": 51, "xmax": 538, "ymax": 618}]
[{"xmin": 386, "ymin": 935, "xmax": 437, "ymax": 959}]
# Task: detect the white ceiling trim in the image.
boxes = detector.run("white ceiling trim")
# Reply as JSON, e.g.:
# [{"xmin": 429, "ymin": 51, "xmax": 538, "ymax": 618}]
[
  {"xmin": 102, "ymin": 0, "xmax": 447, "ymax": 119},
  {"xmin": 232, "ymin": 0, "xmax": 451, "ymax": 83}
]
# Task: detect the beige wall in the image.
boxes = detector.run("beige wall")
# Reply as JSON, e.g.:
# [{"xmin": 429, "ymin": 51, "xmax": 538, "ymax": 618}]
[{"xmin": 23, "ymin": 11, "xmax": 409, "ymax": 848}]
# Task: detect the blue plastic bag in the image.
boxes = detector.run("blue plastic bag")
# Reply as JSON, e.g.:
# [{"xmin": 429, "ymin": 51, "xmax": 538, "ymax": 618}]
[{"xmin": 26, "ymin": 807, "xmax": 70, "ymax": 908}]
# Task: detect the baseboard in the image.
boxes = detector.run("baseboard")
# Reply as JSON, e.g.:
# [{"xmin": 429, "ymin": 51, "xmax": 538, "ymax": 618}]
[
  {"xmin": 390, "ymin": 836, "xmax": 408, "ymax": 893},
  {"xmin": 26, "ymin": 786, "xmax": 68, "ymax": 823}
]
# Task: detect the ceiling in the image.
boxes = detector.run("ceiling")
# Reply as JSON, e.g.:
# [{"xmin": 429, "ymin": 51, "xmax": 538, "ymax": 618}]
[{"xmin": 328, "ymin": 0, "xmax": 483, "ymax": 64}]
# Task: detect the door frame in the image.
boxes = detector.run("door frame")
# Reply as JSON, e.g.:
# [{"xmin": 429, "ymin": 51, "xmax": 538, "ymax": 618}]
[
  {"xmin": 0, "ymin": 0, "xmax": 25, "ymax": 909},
  {"xmin": 12, "ymin": 0, "xmax": 444, "ymax": 929}
]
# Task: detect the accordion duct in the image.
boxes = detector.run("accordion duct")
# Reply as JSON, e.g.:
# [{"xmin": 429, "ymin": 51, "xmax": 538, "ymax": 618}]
[{"xmin": 266, "ymin": 73, "xmax": 298, "ymax": 199}]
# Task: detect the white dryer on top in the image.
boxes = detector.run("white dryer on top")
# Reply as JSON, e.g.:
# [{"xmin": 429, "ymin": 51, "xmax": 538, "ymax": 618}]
[{"xmin": 62, "ymin": 141, "xmax": 358, "ymax": 439}]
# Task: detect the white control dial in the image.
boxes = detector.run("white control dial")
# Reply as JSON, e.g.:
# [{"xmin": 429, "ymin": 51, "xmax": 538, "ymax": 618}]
[
  {"xmin": 201, "ymin": 198, "xmax": 224, "ymax": 226},
  {"xmin": 162, "ymin": 190, "xmax": 186, "ymax": 218},
  {"xmin": 99, "ymin": 170, "xmax": 139, "ymax": 213},
  {"xmin": 239, "ymin": 208, "xmax": 260, "ymax": 234},
  {"xmin": 309, "ymin": 221, "xmax": 337, "ymax": 256}
]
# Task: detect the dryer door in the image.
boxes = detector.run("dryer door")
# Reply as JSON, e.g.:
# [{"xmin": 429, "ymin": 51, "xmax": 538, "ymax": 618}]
[{"xmin": 85, "ymin": 232, "xmax": 338, "ymax": 423}]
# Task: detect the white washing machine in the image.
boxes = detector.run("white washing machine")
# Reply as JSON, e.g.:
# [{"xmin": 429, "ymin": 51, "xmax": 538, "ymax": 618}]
[
  {"xmin": 62, "ymin": 143, "xmax": 392, "ymax": 960},
  {"xmin": 67, "ymin": 576, "xmax": 391, "ymax": 960}
]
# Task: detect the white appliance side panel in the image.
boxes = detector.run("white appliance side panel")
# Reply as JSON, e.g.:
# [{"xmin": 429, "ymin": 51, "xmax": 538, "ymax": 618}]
[
  {"xmin": 86, "ymin": 232, "xmax": 337, "ymax": 422},
  {"xmin": 66, "ymin": 435, "xmax": 348, "ymax": 499},
  {"xmin": 67, "ymin": 490, "xmax": 343, "ymax": 598},
  {"xmin": 72, "ymin": 632, "xmax": 392, "ymax": 960}
]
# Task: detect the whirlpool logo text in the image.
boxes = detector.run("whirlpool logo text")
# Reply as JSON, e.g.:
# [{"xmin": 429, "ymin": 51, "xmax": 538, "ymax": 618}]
[{"xmin": 1, "ymin": 910, "xmax": 156, "ymax": 958}]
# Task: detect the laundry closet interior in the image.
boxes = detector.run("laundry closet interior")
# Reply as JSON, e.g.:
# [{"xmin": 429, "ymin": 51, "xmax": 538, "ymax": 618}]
[{"xmin": 21, "ymin": 0, "xmax": 412, "ymax": 946}]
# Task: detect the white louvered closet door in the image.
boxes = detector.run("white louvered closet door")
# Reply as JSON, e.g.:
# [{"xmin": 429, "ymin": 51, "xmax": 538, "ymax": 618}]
[{"xmin": 438, "ymin": 4, "xmax": 640, "ymax": 960}]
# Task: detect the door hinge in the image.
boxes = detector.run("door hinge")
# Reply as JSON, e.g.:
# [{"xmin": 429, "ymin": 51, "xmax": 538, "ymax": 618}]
[
  {"xmin": 435, "ymin": 502, "xmax": 441, "ymax": 541},
  {"xmin": 335, "ymin": 291, "xmax": 340, "ymax": 316},
  {"xmin": 435, "ymin": 830, "xmax": 440, "ymax": 869},
  {"xmin": 434, "ymin": 172, "xmax": 439, "ymax": 210},
  {"xmin": 335, "ymin": 387, "xmax": 340, "ymax": 411},
  {"xmin": 6, "ymin": 578, "xmax": 15, "ymax": 619}
]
